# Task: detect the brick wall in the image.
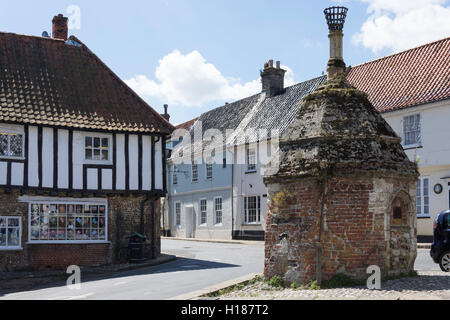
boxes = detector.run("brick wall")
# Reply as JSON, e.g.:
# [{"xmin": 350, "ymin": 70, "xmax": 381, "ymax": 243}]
[
  {"xmin": 0, "ymin": 190, "xmax": 162, "ymax": 271},
  {"xmin": 264, "ymin": 176, "xmax": 417, "ymax": 285}
]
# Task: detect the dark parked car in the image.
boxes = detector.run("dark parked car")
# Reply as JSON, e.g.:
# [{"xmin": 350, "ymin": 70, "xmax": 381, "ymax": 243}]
[{"xmin": 430, "ymin": 210, "xmax": 450, "ymax": 272}]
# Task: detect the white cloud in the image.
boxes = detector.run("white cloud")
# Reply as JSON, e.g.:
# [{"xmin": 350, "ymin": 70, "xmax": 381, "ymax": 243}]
[
  {"xmin": 352, "ymin": 0, "xmax": 450, "ymax": 53},
  {"xmin": 126, "ymin": 50, "xmax": 295, "ymax": 107}
]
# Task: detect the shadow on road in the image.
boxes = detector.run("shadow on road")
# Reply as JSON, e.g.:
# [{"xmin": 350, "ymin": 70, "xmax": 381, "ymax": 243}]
[{"xmin": 0, "ymin": 257, "xmax": 240, "ymax": 298}]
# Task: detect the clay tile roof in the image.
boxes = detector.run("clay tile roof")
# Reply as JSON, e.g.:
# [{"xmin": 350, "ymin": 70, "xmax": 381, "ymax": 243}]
[
  {"xmin": 347, "ymin": 36, "xmax": 450, "ymax": 113},
  {"xmin": 0, "ymin": 32, "xmax": 174, "ymax": 134},
  {"xmin": 175, "ymin": 117, "xmax": 199, "ymax": 131}
]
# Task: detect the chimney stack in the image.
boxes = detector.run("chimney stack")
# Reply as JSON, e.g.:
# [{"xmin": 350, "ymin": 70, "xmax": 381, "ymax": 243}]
[
  {"xmin": 161, "ymin": 104, "xmax": 170, "ymax": 122},
  {"xmin": 323, "ymin": 6, "xmax": 348, "ymax": 80},
  {"xmin": 52, "ymin": 14, "xmax": 68, "ymax": 41},
  {"xmin": 261, "ymin": 60, "xmax": 286, "ymax": 97}
]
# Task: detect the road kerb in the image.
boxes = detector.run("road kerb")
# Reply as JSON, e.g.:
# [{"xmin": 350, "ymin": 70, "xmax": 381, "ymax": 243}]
[
  {"xmin": 168, "ymin": 273, "xmax": 261, "ymax": 300},
  {"xmin": 162, "ymin": 237, "xmax": 264, "ymax": 246}
]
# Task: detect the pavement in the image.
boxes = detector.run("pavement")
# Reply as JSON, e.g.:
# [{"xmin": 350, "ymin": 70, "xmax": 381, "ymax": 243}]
[{"xmin": 0, "ymin": 239, "xmax": 264, "ymax": 300}]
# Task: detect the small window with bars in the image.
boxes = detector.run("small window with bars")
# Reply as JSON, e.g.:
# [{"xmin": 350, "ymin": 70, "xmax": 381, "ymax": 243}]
[
  {"xmin": 85, "ymin": 136, "xmax": 109, "ymax": 161},
  {"xmin": 403, "ymin": 114, "xmax": 421, "ymax": 147},
  {"xmin": 0, "ymin": 131, "xmax": 24, "ymax": 158},
  {"xmin": 200, "ymin": 199, "xmax": 207, "ymax": 225}
]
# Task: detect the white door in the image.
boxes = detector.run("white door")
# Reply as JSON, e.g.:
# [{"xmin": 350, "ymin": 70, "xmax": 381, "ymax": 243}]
[{"xmin": 185, "ymin": 206, "xmax": 195, "ymax": 238}]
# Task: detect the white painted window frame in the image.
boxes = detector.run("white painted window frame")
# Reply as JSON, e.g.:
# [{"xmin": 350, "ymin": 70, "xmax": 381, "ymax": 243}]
[
  {"xmin": 0, "ymin": 216, "xmax": 22, "ymax": 250},
  {"xmin": 244, "ymin": 195, "xmax": 261, "ymax": 225},
  {"xmin": 82, "ymin": 132, "xmax": 113, "ymax": 165},
  {"xmin": 192, "ymin": 162, "xmax": 199, "ymax": 182},
  {"xmin": 402, "ymin": 114, "xmax": 422, "ymax": 148},
  {"xmin": 417, "ymin": 176, "xmax": 430, "ymax": 218},
  {"xmin": 0, "ymin": 127, "xmax": 25, "ymax": 160},
  {"xmin": 214, "ymin": 197, "xmax": 223, "ymax": 225},
  {"xmin": 173, "ymin": 165, "xmax": 178, "ymax": 185},
  {"xmin": 199, "ymin": 198, "xmax": 207, "ymax": 226},
  {"xmin": 27, "ymin": 200, "xmax": 109, "ymax": 244},
  {"xmin": 206, "ymin": 159, "xmax": 213, "ymax": 180},
  {"xmin": 246, "ymin": 147, "xmax": 257, "ymax": 173},
  {"xmin": 175, "ymin": 201, "xmax": 181, "ymax": 227}
]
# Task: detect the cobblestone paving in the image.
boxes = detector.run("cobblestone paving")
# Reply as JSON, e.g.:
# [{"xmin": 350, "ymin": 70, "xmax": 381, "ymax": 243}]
[{"xmin": 220, "ymin": 271, "xmax": 450, "ymax": 300}]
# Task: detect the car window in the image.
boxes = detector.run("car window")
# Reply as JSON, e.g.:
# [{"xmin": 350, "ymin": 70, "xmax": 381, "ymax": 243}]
[{"xmin": 446, "ymin": 214, "xmax": 450, "ymax": 229}]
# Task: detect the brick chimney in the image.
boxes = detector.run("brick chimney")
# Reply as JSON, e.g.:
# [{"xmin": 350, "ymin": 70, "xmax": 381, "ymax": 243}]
[
  {"xmin": 161, "ymin": 104, "xmax": 170, "ymax": 122},
  {"xmin": 261, "ymin": 60, "xmax": 286, "ymax": 97},
  {"xmin": 52, "ymin": 14, "xmax": 68, "ymax": 41}
]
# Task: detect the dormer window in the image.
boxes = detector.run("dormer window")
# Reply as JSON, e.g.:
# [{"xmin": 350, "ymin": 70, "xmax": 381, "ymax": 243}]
[
  {"xmin": 0, "ymin": 131, "xmax": 24, "ymax": 159},
  {"xmin": 85, "ymin": 136, "xmax": 109, "ymax": 161}
]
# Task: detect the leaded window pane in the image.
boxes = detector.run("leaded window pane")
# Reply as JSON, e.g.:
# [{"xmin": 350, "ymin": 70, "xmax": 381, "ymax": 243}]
[
  {"xmin": 10, "ymin": 134, "xmax": 23, "ymax": 156},
  {"xmin": 0, "ymin": 134, "xmax": 7, "ymax": 156}
]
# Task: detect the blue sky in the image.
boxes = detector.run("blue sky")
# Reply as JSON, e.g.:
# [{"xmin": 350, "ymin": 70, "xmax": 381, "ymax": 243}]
[{"xmin": 1, "ymin": 0, "xmax": 449, "ymax": 125}]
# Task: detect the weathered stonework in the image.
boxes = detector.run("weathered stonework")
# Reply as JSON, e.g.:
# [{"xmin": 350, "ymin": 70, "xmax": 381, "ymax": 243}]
[
  {"xmin": 0, "ymin": 189, "xmax": 161, "ymax": 271},
  {"xmin": 264, "ymin": 74, "xmax": 419, "ymax": 285}
]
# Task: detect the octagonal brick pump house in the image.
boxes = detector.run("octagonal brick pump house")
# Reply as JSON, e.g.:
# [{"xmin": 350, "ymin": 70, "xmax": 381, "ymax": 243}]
[{"xmin": 263, "ymin": 7, "xmax": 419, "ymax": 285}]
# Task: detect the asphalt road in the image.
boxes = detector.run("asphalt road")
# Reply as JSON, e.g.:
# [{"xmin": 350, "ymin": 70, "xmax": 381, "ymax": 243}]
[
  {"xmin": 0, "ymin": 240, "xmax": 439, "ymax": 300},
  {"xmin": 0, "ymin": 239, "xmax": 264, "ymax": 300}
]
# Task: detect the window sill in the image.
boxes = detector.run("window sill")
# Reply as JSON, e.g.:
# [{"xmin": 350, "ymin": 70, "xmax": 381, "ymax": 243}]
[
  {"xmin": 0, "ymin": 247, "xmax": 23, "ymax": 251},
  {"xmin": 242, "ymin": 223, "xmax": 262, "ymax": 226},
  {"xmin": 83, "ymin": 160, "xmax": 113, "ymax": 166},
  {"xmin": 403, "ymin": 145, "xmax": 423, "ymax": 151},
  {"xmin": 0, "ymin": 156, "xmax": 25, "ymax": 161},
  {"xmin": 26, "ymin": 241, "xmax": 111, "ymax": 245},
  {"xmin": 245, "ymin": 170, "xmax": 257, "ymax": 175},
  {"xmin": 417, "ymin": 215, "xmax": 431, "ymax": 219}
]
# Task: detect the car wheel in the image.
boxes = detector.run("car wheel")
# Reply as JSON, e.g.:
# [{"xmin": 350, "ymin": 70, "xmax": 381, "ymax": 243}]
[{"xmin": 439, "ymin": 252, "xmax": 450, "ymax": 272}]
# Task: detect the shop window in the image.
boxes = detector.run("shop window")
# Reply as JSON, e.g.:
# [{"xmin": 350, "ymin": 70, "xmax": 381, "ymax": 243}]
[{"xmin": 29, "ymin": 202, "xmax": 107, "ymax": 242}]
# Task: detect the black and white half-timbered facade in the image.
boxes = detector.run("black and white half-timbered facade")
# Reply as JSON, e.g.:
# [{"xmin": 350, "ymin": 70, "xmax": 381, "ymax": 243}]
[{"xmin": 0, "ymin": 14, "xmax": 173, "ymax": 271}]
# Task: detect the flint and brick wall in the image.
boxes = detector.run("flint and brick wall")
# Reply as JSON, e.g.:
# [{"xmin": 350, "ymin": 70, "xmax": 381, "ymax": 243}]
[
  {"xmin": 264, "ymin": 176, "xmax": 417, "ymax": 285},
  {"xmin": 0, "ymin": 189, "xmax": 161, "ymax": 271}
]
